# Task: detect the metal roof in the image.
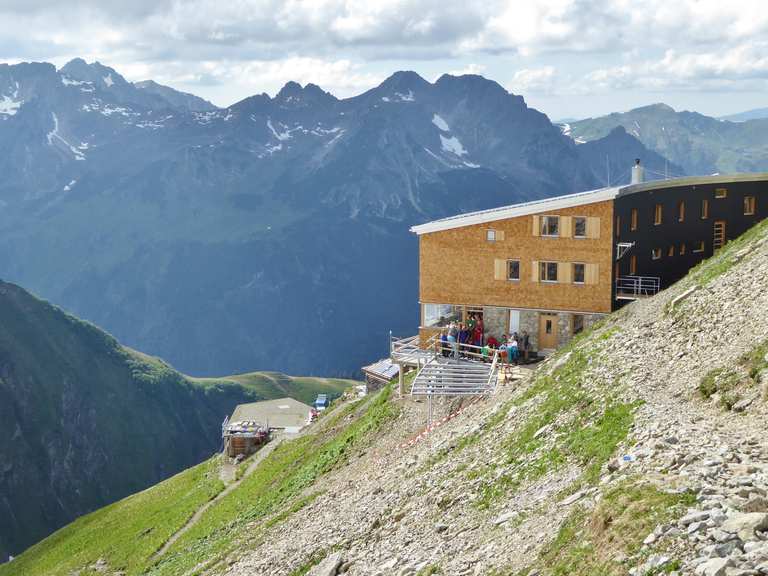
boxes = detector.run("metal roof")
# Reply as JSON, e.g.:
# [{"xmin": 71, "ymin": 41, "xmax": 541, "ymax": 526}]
[
  {"xmin": 230, "ymin": 397, "xmax": 313, "ymax": 430},
  {"xmin": 362, "ymin": 358, "xmax": 400, "ymax": 381},
  {"xmin": 410, "ymin": 172, "xmax": 768, "ymax": 236}
]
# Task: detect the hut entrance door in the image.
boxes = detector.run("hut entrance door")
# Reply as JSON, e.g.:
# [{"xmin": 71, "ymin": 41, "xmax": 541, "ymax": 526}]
[{"xmin": 538, "ymin": 312, "xmax": 558, "ymax": 350}]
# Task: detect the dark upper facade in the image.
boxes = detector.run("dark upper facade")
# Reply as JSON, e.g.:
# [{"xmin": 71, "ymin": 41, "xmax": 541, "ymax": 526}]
[{"xmin": 612, "ymin": 173, "xmax": 768, "ymax": 306}]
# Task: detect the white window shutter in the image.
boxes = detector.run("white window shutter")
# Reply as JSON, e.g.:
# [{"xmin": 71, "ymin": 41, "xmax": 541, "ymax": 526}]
[
  {"xmin": 587, "ymin": 217, "xmax": 601, "ymax": 239},
  {"xmin": 560, "ymin": 216, "xmax": 572, "ymax": 238},
  {"xmin": 531, "ymin": 260, "xmax": 539, "ymax": 282},
  {"xmin": 586, "ymin": 263, "xmax": 599, "ymax": 284},
  {"xmin": 494, "ymin": 259, "xmax": 506, "ymax": 280},
  {"xmin": 532, "ymin": 215, "xmax": 540, "ymax": 237},
  {"xmin": 559, "ymin": 262, "xmax": 572, "ymax": 283},
  {"xmin": 496, "ymin": 230, "xmax": 505, "ymax": 241}
]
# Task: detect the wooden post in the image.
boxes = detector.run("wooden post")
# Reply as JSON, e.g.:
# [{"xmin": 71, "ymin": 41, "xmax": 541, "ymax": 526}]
[{"xmin": 398, "ymin": 363, "xmax": 404, "ymax": 397}]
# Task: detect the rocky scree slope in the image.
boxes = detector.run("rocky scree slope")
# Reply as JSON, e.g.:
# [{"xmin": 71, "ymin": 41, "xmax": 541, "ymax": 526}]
[
  {"xmin": 0, "ymin": 59, "xmax": 675, "ymax": 379},
  {"xmin": 0, "ymin": 280, "xmax": 353, "ymax": 562},
  {"xmin": 6, "ymin": 219, "xmax": 768, "ymax": 576}
]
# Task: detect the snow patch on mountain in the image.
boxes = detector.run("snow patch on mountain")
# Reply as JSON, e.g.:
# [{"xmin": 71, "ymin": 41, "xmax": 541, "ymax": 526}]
[
  {"xmin": 267, "ymin": 119, "xmax": 293, "ymax": 141},
  {"xmin": 46, "ymin": 113, "xmax": 86, "ymax": 160},
  {"xmin": 63, "ymin": 180, "xmax": 77, "ymax": 191},
  {"xmin": 395, "ymin": 90, "xmax": 415, "ymax": 102},
  {"xmin": 0, "ymin": 84, "xmax": 22, "ymax": 117},
  {"xmin": 81, "ymin": 100, "xmax": 138, "ymax": 119},
  {"xmin": 440, "ymin": 134, "xmax": 467, "ymax": 156},
  {"xmin": 135, "ymin": 115, "xmax": 173, "ymax": 130},
  {"xmin": 431, "ymin": 114, "xmax": 450, "ymax": 132},
  {"xmin": 103, "ymin": 74, "xmax": 114, "ymax": 87},
  {"xmin": 61, "ymin": 76, "xmax": 91, "ymax": 88}
]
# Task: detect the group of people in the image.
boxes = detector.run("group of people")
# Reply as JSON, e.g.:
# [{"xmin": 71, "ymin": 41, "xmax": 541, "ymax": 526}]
[{"xmin": 439, "ymin": 314, "xmax": 531, "ymax": 366}]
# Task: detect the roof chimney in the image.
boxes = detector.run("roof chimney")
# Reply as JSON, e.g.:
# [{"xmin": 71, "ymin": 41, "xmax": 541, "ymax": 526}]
[{"xmin": 631, "ymin": 158, "xmax": 644, "ymax": 184}]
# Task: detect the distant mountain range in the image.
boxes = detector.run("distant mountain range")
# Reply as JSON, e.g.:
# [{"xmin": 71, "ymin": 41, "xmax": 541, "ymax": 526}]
[
  {"xmin": 0, "ymin": 59, "xmax": 675, "ymax": 379},
  {"xmin": 0, "ymin": 279, "xmax": 352, "ymax": 561},
  {"xmin": 719, "ymin": 107, "xmax": 768, "ymax": 122},
  {"xmin": 568, "ymin": 103, "xmax": 768, "ymax": 175}
]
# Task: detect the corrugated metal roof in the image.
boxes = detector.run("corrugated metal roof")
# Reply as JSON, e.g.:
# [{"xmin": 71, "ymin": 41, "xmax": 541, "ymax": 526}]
[
  {"xmin": 362, "ymin": 358, "xmax": 400, "ymax": 381},
  {"xmin": 230, "ymin": 397, "xmax": 313, "ymax": 430},
  {"xmin": 410, "ymin": 186, "xmax": 619, "ymax": 235}
]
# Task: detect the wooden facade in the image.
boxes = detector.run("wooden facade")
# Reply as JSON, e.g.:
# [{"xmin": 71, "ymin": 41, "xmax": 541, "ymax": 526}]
[{"xmin": 418, "ymin": 200, "xmax": 614, "ymax": 316}]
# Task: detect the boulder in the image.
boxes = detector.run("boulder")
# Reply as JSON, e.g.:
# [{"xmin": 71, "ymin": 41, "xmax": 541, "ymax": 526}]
[
  {"xmin": 309, "ymin": 552, "xmax": 343, "ymax": 576},
  {"xmin": 694, "ymin": 557, "xmax": 733, "ymax": 576},
  {"xmin": 721, "ymin": 513, "xmax": 768, "ymax": 542}
]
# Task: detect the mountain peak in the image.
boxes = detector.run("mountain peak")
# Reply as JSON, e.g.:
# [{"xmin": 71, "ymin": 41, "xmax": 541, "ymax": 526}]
[
  {"xmin": 633, "ymin": 102, "xmax": 676, "ymax": 114},
  {"xmin": 379, "ymin": 70, "xmax": 430, "ymax": 91},
  {"xmin": 60, "ymin": 58, "xmax": 127, "ymax": 88},
  {"xmin": 275, "ymin": 81, "xmax": 336, "ymax": 107}
]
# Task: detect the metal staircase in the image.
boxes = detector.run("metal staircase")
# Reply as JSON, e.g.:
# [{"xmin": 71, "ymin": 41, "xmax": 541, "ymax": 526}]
[{"xmin": 410, "ymin": 356, "xmax": 498, "ymax": 396}]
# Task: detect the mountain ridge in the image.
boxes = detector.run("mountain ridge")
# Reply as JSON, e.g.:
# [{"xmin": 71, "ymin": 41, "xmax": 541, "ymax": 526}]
[{"xmin": 0, "ymin": 58, "xmax": 679, "ymax": 380}]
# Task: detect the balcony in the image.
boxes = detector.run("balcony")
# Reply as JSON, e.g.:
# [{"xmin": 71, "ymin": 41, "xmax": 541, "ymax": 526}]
[{"xmin": 615, "ymin": 275, "xmax": 661, "ymax": 300}]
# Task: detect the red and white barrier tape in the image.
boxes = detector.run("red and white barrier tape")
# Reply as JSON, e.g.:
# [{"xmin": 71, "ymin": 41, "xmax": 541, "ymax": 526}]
[{"xmin": 397, "ymin": 395, "xmax": 484, "ymax": 450}]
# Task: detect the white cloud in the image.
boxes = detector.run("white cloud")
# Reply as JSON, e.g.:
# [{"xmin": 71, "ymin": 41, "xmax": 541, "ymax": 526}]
[
  {"xmin": 446, "ymin": 63, "xmax": 486, "ymax": 76},
  {"xmin": 585, "ymin": 42, "xmax": 768, "ymax": 92},
  {"xmin": 508, "ymin": 66, "xmax": 557, "ymax": 94},
  {"xmin": 2, "ymin": 0, "xmax": 768, "ymax": 111}
]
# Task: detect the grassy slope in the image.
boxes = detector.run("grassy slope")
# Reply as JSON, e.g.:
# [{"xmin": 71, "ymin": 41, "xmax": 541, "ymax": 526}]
[
  {"xmin": 0, "ymin": 280, "xmax": 357, "ymax": 559},
  {"xmin": 1, "ymin": 386, "xmax": 397, "ymax": 576},
  {"xmin": 193, "ymin": 372, "xmax": 355, "ymax": 407}
]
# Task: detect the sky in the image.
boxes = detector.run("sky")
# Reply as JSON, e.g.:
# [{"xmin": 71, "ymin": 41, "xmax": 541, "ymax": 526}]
[{"xmin": 1, "ymin": 0, "xmax": 767, "ymax": 120}]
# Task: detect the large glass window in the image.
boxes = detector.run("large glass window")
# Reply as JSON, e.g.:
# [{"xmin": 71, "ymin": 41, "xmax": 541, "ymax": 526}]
[
  {"xmin": 423, "ymin": 304, "xmax": 461, "ymax": 327},
  {"xmin": 630, "ymin": 208, "xmax": 638, "ymax": 231},
  {"xmin": 539, "ymin": 261, "xmax": 558, "ymax": 282},
  {"xmin": 540, "ymin": 215, "xmax": 560, "ymax": 237}
]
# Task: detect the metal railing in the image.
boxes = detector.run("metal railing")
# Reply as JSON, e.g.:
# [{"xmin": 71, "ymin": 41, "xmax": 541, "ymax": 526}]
[{"xmin": 615, "ymin": 275, "xmax": 661, "ymax": 299}]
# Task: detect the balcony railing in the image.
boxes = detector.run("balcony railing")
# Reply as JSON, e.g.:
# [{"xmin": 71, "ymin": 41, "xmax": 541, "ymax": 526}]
[{"xmin": 615, "ymin": 275, "xmax": 661, "ymax": 300}]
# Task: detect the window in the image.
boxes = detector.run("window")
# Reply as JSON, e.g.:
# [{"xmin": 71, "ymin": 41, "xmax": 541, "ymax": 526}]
[
  {"xmin": 652, "ymin": 248, "xmax": 661, "ymax": 260},
  {"xmin": 701, "ymin": 199, "xmax": 709, "ymax": 219},
  {"xmin": 680, "ymin": 243, "xmax": 687, "ymax": 255},
  {"xmin": 654, "ymin": 204, "xmax": 663, "ymax": 225},
  {"xmin": 540, "ymin": 215, "xmax": 560, "ymax": 237},
  {"xmin": 486, "ymin": 229, "xmax": 497, "ymax": 242},
  {"xmin": 678, "ymin": 200, "xmax": 685, "ymax": 222},
  {"xmin": 615, "ymin": 215, "xmax": 621, "ymax": 238},
  {"xmin": 630, "ymin": 208, "xmax": 638, "ymax": 231},
  {"xmin": 423, "ymin": 304, "xmax": 461, "ymax": 328},
  {"xmin": 744, "ymin": 196, "xmax": 756, "ymax": 215},
  {"xmin": 574, "ymin": 216, "xmax": 587, "ymax": 238},
  {"xmin": 715, "ymin": 188, "xmax": 728, "ymax": 199},
  {"xmin": 539, "ymin": 261, "xmax": 558, "ymax": 282},
  {"xmin": 629, "ymin": 254, "xmax": 637, "ymax": 275},
  {"xmin": 573, "ymin": 263, "xmax": 585, "ymax": 284},
  {"xmin": 572, "ymin": 314, "xmax": 585, "ymax": 335},
  {"xmin": 693, "ymin": 241, "xmax": 705, "ymax": 253},
  {"xmin": 668, "ymin": 246, "xmax": 675, "ymax": 257},
  {"xmin": 507, "ymin": 259, "xmax": 520, "ymax": 281}
]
